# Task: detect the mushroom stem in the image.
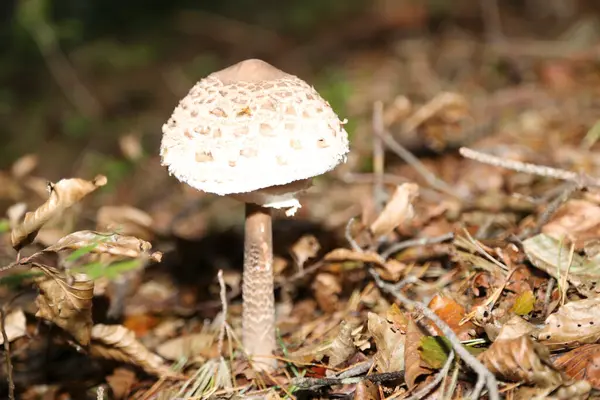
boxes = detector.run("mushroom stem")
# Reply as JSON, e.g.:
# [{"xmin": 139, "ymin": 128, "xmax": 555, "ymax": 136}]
[{"xmin": 242, "ymin": 203, "xmax": 277, "ymax": 370}]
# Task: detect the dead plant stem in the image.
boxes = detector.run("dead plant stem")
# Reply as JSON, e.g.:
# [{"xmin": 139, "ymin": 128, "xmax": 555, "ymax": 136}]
[{"xmin": 0, "ymin": 306, "xmax": 15, "ymax": 400}]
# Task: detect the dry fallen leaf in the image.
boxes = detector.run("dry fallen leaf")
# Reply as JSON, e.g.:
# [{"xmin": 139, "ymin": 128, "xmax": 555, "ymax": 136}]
[
  {"xmin": 97, "ymin": 205, "xmax": 155, "ymax": 242},
  {"xmin": 0, "ymin": 308, "xmax": 27, "ymax": 345},
  {"xmin": 479, "ymin": 335, "xmax": 563, "ymax": 386},
  {"xmin": 11, "ymin": 175, "xmax": 107, "ymax": 251},
  {"xmin": 105, "ymin": 367, "xmax": 137, "ymax": 400},
  {"xmin": 404, "ymin": 318, "xmax": 433, "ymax": 390},
  {"xmin": 156, "ymin": 332, "xmax": 216, "ymax": 363},
  {"xmin": 90, "ymin": 324, "xmax": 174, "ymax": 376},
  {"xmin": 312, "ymin": 272, "xmax": 342, "ymax": 313},
  {"xmin": 118, "ymin": 133, "xmax": 143, "ymax": 161},
  {"xmin": 495, "ymin": 315, "xmax": 537, "ymax": 341},
  {"xmin": 353, "ymin": 380, "xmax": 380, "ymax": 400},
  {"xmin": 324, "ymin": 248, "xmax": 385, "ymax": 266},
  {"xmin": 511, "ymin": 289, "xmax": 535, "ymax": 316},
  {"xmin": 542, "ymin": 199, "xmax": 600, "ymax": 249},
  {"xmin": 538, "ymin": 297, "xmax": 600, "ymax": 350},
  {"xmin": 554, "ymin": 344, "xmax": 600, "ymax": 389},
  {"xmin": 46, "ymin": 230, "xmax": 162, "ymax": 262},
  {"xmin": 369, "ymin": 183, "xmax": 419, "ymax": 239},
  {"xmin": 523, "ymin": 233, "xmax": 600, "ymax": 296},
  {"xmin": 427, "ymin": 293, "xmax": 476, "ymax": 341},
  {"xmin": 367, "ymin": 311, "xmax": 405, "ymax": 373},
  {"xmin": 326, "ymin": 320, "xmax": 357, "ymax": 367},
  {"xmin": 35, "ymin": 268, "xmax": 94, "ymax": 346},
  {"xmin": 290, "ymin": 234, "xmax": 321, "ymax": 270},
  {"xmin": 11, "ymin": 153, "xmax": 39, "ymax": 178}
]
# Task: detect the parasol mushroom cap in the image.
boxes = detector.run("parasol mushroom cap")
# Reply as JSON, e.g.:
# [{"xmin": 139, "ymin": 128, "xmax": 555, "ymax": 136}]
[{"xmin": 160, "ymin": 59, "xmax": 350, "ymax": 211}]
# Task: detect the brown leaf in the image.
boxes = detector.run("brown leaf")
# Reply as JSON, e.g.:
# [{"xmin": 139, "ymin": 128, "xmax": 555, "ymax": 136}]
[
  {"xmin": 554, "ymin": 344, "xmax": 600, "ymax": 389},
  {"xmin": 312, "ymin": 273, "xmax": 342, "ymax": 313},
  {"xmin": 479, "ymin": 335, "xmax": 563, "ymax": 386},
  {"xmin": 367, "ymin": 312, "xmax": 405, "ymax": 373},
  {"xmin": 156, "ymin": 332, "xmax": 216, "ymax": 363},
  {"xmin": 427, "ymin": 294, "xmax": 476, "ymax": 341},
  {"xmin": 0, "ymin": 308, "xmax": 27, "ymax": 345},
  {"xmin": 326, "ymin": 320, "xmax": 357, "ymax": 367},
  {"xmin": 542, "ymin": 199, "xmax": 600, "ymax": 249},
  {"xmin": 11, "ymin": 175, "xmax": 107, "ymax": 250},
  {"xmin": 105, "ymin": 367, "xmax": 137, "ymax": 400},
  {"xmin": 290, "ymin": 234, "xmax": 321, "ymax": 269},
  {"xmin": 538, "ymin": 297, "xmax": 600, "ymax": 350},
  {"xmin": 404, "ymin": 318, "xmax": 432, "ymax": 390},
  {"xmin": 324, "ymin": 248, "xmax": 385, "ymax": 266},
  {"xmin": 97, "ymin": 205, "xmax": 155, "ymax": 242},
  {"xmin": 90, "ymin": 324, "xmax": 174, "ymax": 376},
  {"xmin": 353, "ymin": 380, "xmax": 380, "ymax": 400},
  {"xmin": 46, "ymin": 230, "xmax": 162, "ymax": 262},
  {"xmin": 495, "ymin": 315, "xmax": 536, "ymax": 341},
  {"xmin": 35, "ymin": 268, "xmax": 94, "ymax": 345},
  {"xmin": 369, "ymin": 183, "xmax": 419, "ymax": 239},
  {"xmin": 11, "ymin": 154, "xmax": 38, "ymax": 178}
]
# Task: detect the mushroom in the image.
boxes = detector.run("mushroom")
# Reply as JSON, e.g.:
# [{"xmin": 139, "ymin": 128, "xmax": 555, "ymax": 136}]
[{"xmin": 160, "ymin": 59, "xmax": 349, "ymax": 370}]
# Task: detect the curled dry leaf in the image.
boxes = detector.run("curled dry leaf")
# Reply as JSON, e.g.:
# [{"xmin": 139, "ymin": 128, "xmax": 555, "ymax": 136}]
[
  {"xmin": 46, "ymin": 230, "xmax": 162, "ymax": 262},
  {"xmin": 290, "ymin": 234, "xmax": 321, "ymax": 270},
  {"xmin": 324, "ymin": 248, "xmax": 385, "ymax": 266},
  {"xmin": 91, "ymin": 324, "xmax": 174, "ymax": 377},
  {"xmin": 404, "ymin": 318, "xmax": 432, "ymax": 390},
  {"xmin": 97, "ymin": 205, "xmax": 154, "ymax": 242},
  {"xmin": 0, "ymin": 308, "xmax": 27, "ymax": 345},
  {"xmin": 369, "ymin": 183, "xmax": 419, "ymax": 239},
  {"xmin": 479, "ymin": 335, "xmax": 563, "ymax": 387},
  {"xmin": 554, "ymin": 344, "xmax": 600, "ymax": 389},
  {"xmin": 326, "ymin": 320, "xmax": 357, "ymax": 367},
  {"xmin": 538, "ymin": 297, "xmax": 600, "ymax": 350},
  {"xmin": 35, "ymin": 268, "xmax": 94, "ymax": 346},
  {"xmin": 7, "ymin": 202, "xmax": 27, "ymax": 229},
  {"xmin": 11, "ymin": 175, "xmax": 107, "ymax": 251},
  {"xmin": 524, "ymin": 234, "xmax": 600, "ymax": 295},
  {"xmin": 312, "ymin": 272, "xmax": 342, "ymax": 313},
  {"xmin": 367, "ymin": 312, "xmax": 405, "ymax": 373},
  {"xmin": 513, "ymin": 380, "xmax": 592, "ymax": 400}
]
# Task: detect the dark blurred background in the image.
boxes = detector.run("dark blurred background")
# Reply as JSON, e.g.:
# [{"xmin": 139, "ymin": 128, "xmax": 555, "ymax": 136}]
[{"xmin": 1, "ymin": 0, "xmax": 599, "ymax": 185}]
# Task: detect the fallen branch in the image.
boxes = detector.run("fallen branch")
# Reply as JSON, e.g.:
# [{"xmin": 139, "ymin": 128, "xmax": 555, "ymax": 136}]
[{"xmin": 292, "ymin": 370, "xmax": 404, "ymax": 391}]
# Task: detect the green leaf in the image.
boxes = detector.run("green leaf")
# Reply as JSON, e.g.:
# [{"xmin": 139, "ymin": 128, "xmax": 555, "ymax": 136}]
[
  {"xmin": 419, "ymin": 336, "xmax": 452, "ymax": 369},
  {"xmin": 0, "ymin": 219, "xmax": 10, "ymax": 233}
]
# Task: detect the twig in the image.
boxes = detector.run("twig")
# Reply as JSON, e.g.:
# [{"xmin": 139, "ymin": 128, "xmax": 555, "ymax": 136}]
[
  {"xmin": 405, "ymin": 351, "xmax": 455, "ymax": 400},
  {"xmin": 372, "ymin": 101, "xmax": 387, "ymax": 213},
  {"xmin": 459, "ymin": 147, "xmax": 600, "ymax": 188},
  {"xmin": 368, "ymin": 272, "xmax": 500, "ymax": 400},
  {"xmin": 332, "ymin": 360, "xmax": 374, "ymax": 379},
  {"xmin": 345, "ymin": 218, "xmax": 363, "ymax": 252},
  {"xmin": 376, "ymin": 129, "xmax": 464, "ymax": 200},
  {"xmin": 381, "ymin": 233, "xmax": 455, "ymax": 260},
  {"xmin": 217, "ymin": 270, "xmax": 228, "ymax": 357},
  {"xmin": 0, "ymin": 306, "xmax": 15, "ymax": 400},
  {"xmin": 292, "ymin": 370, "xmax": 404, "ymax": 391}
]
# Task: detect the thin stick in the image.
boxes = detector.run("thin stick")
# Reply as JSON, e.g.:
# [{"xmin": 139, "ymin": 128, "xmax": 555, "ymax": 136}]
[
  {"xmin": 376, "ymin": 129, "xmax": 463, "ymax": 199},
  {"xmin": 0, "ymin": 307, "xmax": 15, "ymax": 400},
  {"xmin": 459, "ymin": 147, "xmax": 600, "ymax": 187},
  {"xmin": 369, "ymin": 272, "xmax": 499, "ymax": 400},
  {"xmin": 381, "ymin": 232, "xmax": 455, "ymax": 260},
  {"xmin": 372, "ymin": 101, "xmax": 387, "ymax": 213},
  {"xmin": 292, "ymin": 370, "xmax": 404, "ymax": 391},
  {"xmin": 217, "ymin": 269, "xmax": 228, "ymax": 357}
]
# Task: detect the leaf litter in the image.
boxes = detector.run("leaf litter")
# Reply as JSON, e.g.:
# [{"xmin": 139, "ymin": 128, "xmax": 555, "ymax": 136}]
[{"xmin": 3, "ymin": 6, "xmax": 600, "ymax": 399}]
